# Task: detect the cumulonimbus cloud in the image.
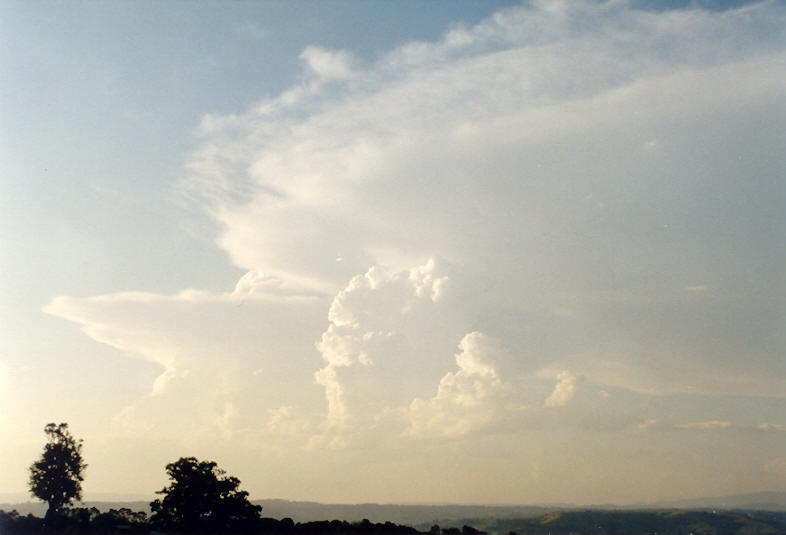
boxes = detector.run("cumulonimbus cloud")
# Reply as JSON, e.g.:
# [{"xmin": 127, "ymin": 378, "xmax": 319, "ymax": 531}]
[
  {"xmin": 38, "ymin": 2, "xmax": 786, "ymax": 501},
  {"xmin": 180, "ymin": 0, "xmax": 786, "ymax": 400},
  {"xmin": 407, "ymin": 332, "xmax": 513, "ymax": 438},
  {"xmin": 313, "ymin": 259, "xmax": 471, "ymax": 433}
]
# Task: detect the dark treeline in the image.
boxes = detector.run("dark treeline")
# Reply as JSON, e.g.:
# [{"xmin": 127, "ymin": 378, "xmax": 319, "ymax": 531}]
[
  {"xmin": 5, "ymin": 508, "xmax": 786, "ymax": 535},
  {"xmin": 0, "ymin": 508, "xmax": 489, "ymax": 535}
]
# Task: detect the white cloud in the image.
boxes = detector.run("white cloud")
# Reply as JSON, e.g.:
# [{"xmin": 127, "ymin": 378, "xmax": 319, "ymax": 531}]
[
  {"xmin": 544, "ymin": 371, "xmax": 585, "ymax": 408},
  {"xmin": 637, "ymin": 419, "xmax": 661, "ymax": 430},
  {"xmin": 643, "ymin": 139, "xmax": 658, "ymax": 152},
  {"xmin": 674, "ymin": 420, "xmax": 732, "ymax": 431},
  {"xmin": 764, "ymin": 456, "xmax": 786, "ymax": 477},
  {"xmin": 266, "ymin": 405, "xmax": 313, "ymax": 436},
  {"xmin": 638, "ymin": 420, "xmax": 785, "ymax": 433},
  {"xmin": 34, "ymin": 0, "xmax": 786, "ymax": 503},
  {"xmin": 313, "ymin": 259, "xmax": 475, "ymax": 434},
  {"xmin": 406, "ymin": 332, "xmax": 513, "ymax": 438},
  {"xmin": 180, "ymin": 0, "xmax": 786, "ymax": 399},
  {"xmin": 300, "ymin": 46, "xmax": 355, "ymax": 82},
  {"xmin": 48, "ymin": 0, "xmax": 786, "ymax": 441},
  {"xmin": 538, "ymin": 352, "xmax": 786, "ymax": 399},
  {"xmin": 43, "ymin": 279, "xmax": 328, "ymax": 442},
  {"xmin": 757, "ymin": 423, "xmax": 786, "ymax": 432},
  {"xmin": 684, "ymin": 285, "xmax": 709, "ymax": 293},
  {"xmin": 215, "ymin": 402, "xmax": 236, "ymax": 437}
]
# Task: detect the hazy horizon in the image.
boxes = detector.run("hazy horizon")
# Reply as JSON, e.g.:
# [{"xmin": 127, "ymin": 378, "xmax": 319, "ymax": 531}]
[
  {"xmin": 3, "ymin": 489, "xmax": 786, "ymax": 509},
  {"xmin": 2, "ymin": 0, "xmax": 785, "ymax": 506}
]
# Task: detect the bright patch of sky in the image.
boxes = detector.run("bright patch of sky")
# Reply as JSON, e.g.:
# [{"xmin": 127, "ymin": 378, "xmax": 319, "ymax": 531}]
[{"xmin": 1, "ymin": 0, "xmax": 785, "ymax": 505}]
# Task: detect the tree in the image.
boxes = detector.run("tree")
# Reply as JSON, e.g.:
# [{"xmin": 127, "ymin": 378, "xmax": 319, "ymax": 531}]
[
  {"xmin": 28, "ymin": 422, "xmax": 87, "ymax": 518},
  {"xmin": 150, "ymin": 456, "xmax": 262, "ymax": 533}
]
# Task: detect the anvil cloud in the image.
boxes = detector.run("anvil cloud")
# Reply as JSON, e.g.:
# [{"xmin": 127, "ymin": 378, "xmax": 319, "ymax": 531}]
[{"xmin": 36, "ymin": 0, "xmax": 786, "ymax": 504}]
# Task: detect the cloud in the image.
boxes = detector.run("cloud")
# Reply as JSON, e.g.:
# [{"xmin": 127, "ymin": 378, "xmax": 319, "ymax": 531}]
[
  {"xmin": 300, "ymin": 46, "xmax": 355, "ymax": 82},
  {"xmin": 43, "ymin": 279, "xmax": 328, "ymax": 441},
  {"xmin": 266, "ymin": 406, "xmax": 313, "ymax": 436},
  {"xmin": 684, "ymin": 285, "xmax": 709, "ymax": 293},
  {"xmin": 215, "ymin": 402, "xmax": 236, "ymax": 437},
  {"xmin": 637, "ymin": 420, "xmax": 786, "ymax": 433},
  {"xmin": 674, "ymin": 420, "xmax": 732, "ymax": 431},
  {"xmin": 313, "ymin": 258, "xmax": 476, "ymax": 435},
  {"xmin": 757, "ymin": 423, "xmax": 786, "ymax": 432},
  {"xmin": 180, "ymin": 0, "xmax": 786, "ymax": 400},
  {"xmin": 637, "ymin": 419, "xmax": 661, "ymax": 430},
  {"xmin": 36, "ymin": 0, "xmax": 786, "ymax": 503},
  {"xmin": 48, "ymin": 0, "xmax": 786, "ymax": 443},
  {"xmin": 764, "ymin": 457, "xmax": 786, "ymax": 477},
  {"xmin": 406, "ymin": 332, "xmax": 514, "ymax": 438},
  {"xmin": 544, "ymin": 371, "xmax": 585, "ymax": 408}
]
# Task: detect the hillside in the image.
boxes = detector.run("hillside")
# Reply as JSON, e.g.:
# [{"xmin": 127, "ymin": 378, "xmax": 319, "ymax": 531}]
[
  {"xmin": 652, "ymin": 492, "xmax": 786, "ymax": 512},
  {"xmin": 3, "ymin": 495, "xmax": 786, "ymax": 533},
  {"xmin": 253, "ymin": 501, "xmax": 555, "ymax": 525},
  {"xmin": 462, "ymin": 510, "xmax": 786, "ymax": 535}
]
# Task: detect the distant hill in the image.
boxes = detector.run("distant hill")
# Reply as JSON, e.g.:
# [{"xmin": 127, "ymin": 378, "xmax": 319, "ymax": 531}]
[
  {"xmin": 650, "ymin": 491, "xmax": 786, "ymax": 511},
  {"xmin": 252, "ymin": 500, "xmax": 556, "ymax": 525},
  {"xmin": 0, "ymin": 500, "xmax": 556, "ymax": 523},
  {"xmin": 248, "ymin": 493, "xmax": 786, "ymax": 523},
  {"xmin": 3, "ymin": 506, "xmax": 784, "ymax": 535},
  {"xmin": 466, "ymin": 510, "xmax": 786, "ymax": 535},
  {"xmin": 2, "ymin": 491, "xmax": 784, "ymax": 525}
]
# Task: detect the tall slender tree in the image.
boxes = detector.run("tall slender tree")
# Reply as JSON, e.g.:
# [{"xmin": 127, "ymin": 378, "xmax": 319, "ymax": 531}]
[{"xmin": 29, "ymin": 422, "xmax": 87, "ymax": 518}]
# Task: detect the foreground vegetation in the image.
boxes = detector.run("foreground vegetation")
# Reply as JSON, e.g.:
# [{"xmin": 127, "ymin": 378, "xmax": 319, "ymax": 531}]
[
  {"xmin": 0, "ymin": 508, "xmax": 439, "ymax": 535},
  {"xmin": 3, "ymin": 508, "xmax": 786, "ymax": 535}
]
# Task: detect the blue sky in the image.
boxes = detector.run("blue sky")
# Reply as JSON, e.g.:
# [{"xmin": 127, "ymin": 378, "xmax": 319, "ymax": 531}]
[
  {"xmin": 2, "ymin": 1, "xmax": 520, "ymax": 299},
  {"xmin": 1, "ymin": 0, "xmax": 785, "ymax": 505}
]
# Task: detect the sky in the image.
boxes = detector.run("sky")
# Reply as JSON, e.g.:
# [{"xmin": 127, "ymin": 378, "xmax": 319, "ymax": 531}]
[{"xmin": 1, "ymin": 0, "xmax": 784, "ymax": 506}]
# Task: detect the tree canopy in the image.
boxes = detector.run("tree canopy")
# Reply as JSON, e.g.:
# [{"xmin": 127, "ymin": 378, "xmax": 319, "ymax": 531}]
[
  {"xmin": 28, "ymin": 422, "xmax": 87, "ymax": 517},
  {"xmin": 150, "ymin": 456, "xmax": 262, "ymax": 533}
]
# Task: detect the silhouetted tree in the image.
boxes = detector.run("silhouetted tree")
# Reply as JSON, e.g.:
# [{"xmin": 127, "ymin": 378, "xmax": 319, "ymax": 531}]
[
  {"xmin": 28, "ymin": 423, "xmax": 87, "ymax": 519},
  {"xmin": 0, "ymin": 509, "xmax": 45, "ymax": 534},
  {"xmin": 150, "ymin": 456, "xmax": 262, "ymax": 533}
]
